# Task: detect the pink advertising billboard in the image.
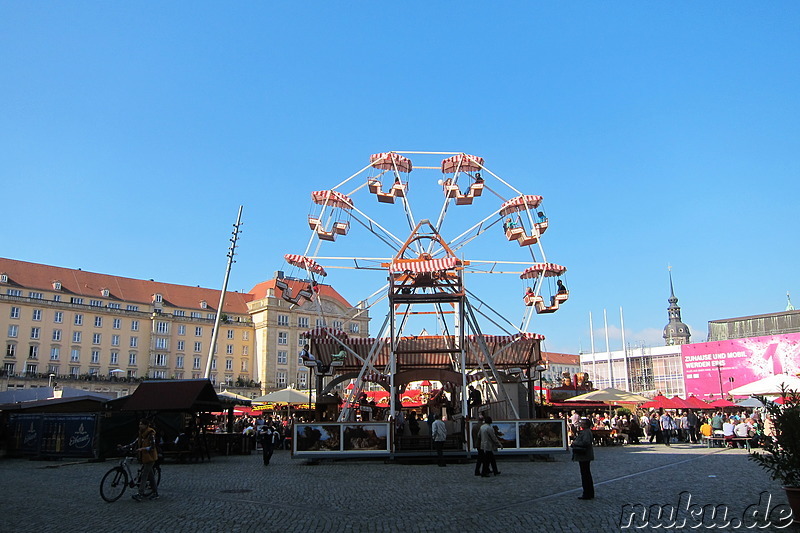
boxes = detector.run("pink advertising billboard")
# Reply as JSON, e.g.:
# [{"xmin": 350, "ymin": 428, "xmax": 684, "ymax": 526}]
[{"xmin": 682, "ymin": 333, "xmax": 800, "ymax": 398}]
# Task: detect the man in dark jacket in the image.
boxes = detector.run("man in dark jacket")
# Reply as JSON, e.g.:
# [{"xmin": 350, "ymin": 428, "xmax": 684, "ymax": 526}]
[{"xmin": 571, "ymin": 418, "xmax": 595, "ymax": 500}]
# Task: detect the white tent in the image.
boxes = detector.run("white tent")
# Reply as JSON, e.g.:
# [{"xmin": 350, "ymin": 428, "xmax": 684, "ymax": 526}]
[
  {"xmin": 252, "ymin": 387, "xmax": 314, "ymax": 404},
  {"xmin": 565, "ymin": 387, "xmax": 650, "ymax": 403},
  {"xmin": 728, "ymin": 374, "xmax": 800, "ymax": 397}
]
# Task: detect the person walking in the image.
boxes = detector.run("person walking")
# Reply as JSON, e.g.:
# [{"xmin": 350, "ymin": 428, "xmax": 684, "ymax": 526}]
[
  {"xmin": 660, "ymin": 411, "xmax": 676, "ymax": 447},
  {"xmin": 571, "ymin": 418, "xmax": 595, "ymax": 500},
  {"xmin": 478, "ymin": 415, "xmax": 502, "ymax": 477},
  {"xmin": 431, "ymin": 414, "xmax": 447, "ymax": 467},
  {"xmin": 258, "ymin": 420, "xmax": 277, "ymax": 466},
  {"xmin": 471, "ymin": 414, "xmax": 485, "ymax": 476}
]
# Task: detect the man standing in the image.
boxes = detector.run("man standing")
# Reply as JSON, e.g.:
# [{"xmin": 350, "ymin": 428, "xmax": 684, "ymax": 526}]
[
  {"xmin": 686, "ymin": 409, "xmax": 699, "ymax": 444},
  {"xmin": 571, "ymin": 418, "xmax": 595, "ymax": 500},
  {"xmin": 660, "ymin": 411, "xmax": 676, "ymax": 447},
  {"xmin": 259, "ymin": 420, "xmax": 276, "ymax": 466},
  {"xmin": 478, "ymin": 416, "xmax": 502, "ymax": 477},
  {"xmin": 467, "ymin": 385, "xmax": 483, "ymax": 418},
  {"xmin": 431, "ymin": 414, "xmax": 447, "ymax": 467}
]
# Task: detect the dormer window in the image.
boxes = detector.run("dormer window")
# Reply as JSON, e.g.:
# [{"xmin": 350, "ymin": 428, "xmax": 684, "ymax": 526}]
[
  {"xmin": 101, "ymin": 288, "xmax": 110, "ymax": 297},
  {"xmin": 52, "ymin": 281, "xmax": 62, "ymax": 291},
  {"xmin": 0, "ymin": 273, "xmax": 7, "ymax": 284},
  {"xmin": 153, "ymin": 293, "xmax": 163, "ymax": 304},
  {"xmin": 200, "ymin": 300, "xmax": 208, "ymax": 309}
]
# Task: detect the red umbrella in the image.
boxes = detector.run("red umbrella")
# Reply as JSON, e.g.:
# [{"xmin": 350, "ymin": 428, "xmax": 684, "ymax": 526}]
[
  {"xmin": 420, "ymin": 380, "xmax": 432, "ymax": 386},
  {"xmin": 684, "ymin": 395, "xmax": 711, "ymax": 409},
  {"xmin": 670, "ymin": 396, "xmax": 691, "ymax": 410},
  {"xmin": 773, "ymin": 395, "xmax": 800, "ymax": 405},
  {"xmin": 640, "ymin": 394, "xmax": 679, "ymax": 410}
]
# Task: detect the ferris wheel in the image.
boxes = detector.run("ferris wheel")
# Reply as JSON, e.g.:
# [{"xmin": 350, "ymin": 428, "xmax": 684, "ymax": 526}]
[{"xmin": 276, "ymin": 151, "xmax": 569, "ymax": 421}]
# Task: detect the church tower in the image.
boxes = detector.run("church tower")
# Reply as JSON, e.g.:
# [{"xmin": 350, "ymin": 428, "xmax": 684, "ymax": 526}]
[{"xmin": 663, "ymin": 268, "xmax": 691, "ymax": 345}]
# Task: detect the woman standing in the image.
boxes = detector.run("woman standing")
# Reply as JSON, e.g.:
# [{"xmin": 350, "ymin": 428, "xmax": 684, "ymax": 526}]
[{"xmin": 571, "ymin": 418, "xmax": 595, "ymax": 500}]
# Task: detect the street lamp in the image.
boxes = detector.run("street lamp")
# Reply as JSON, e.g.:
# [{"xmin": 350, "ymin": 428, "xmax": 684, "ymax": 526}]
[
  {"xmin": 535, "ymin": 363, "xmax": 547, "ymax": 418},
  {"xmin": 48, "ymin": 373, "xmax": 56, "ymax": 389}
]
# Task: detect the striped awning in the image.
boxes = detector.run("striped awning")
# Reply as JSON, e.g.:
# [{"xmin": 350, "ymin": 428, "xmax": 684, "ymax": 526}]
[
  {"xmin": 499, "ymin": 195, "xmax": 543, "ymax": 216},
  {"xmin": 300, "ymin": 327, "xmax": 349, "ymax": 340},
  {"xmin": 370, "ymin": 152, "xmax": 413, "ymax": 173},
  {"xmin": 311, "ymin": 190, "xmax": 353, "ymax": 209},
  {"xmin": 284, "ymin": 254, "xmax": 327, "ymax": 276},
  {"xmin": 520, "ymin": 263, "xmax": 567, "ymax": 279},
  {"xmin": 441, "ymin": 153, "xmax": 484, "ymax": 174},
  {"xmin": 390, "ymin": 257, "xmax": 459, "ymax": 273},
  {"xmin": 299, "ymin": 333, "xmax": 544, "ymax": 370}
]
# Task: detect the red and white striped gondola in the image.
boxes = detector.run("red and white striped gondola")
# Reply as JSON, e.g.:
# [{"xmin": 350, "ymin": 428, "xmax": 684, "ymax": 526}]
[
  {"xmin": 308, "ymin": 190, "xmax": 354, "ymax": 241},
  {"xmin": 367, "ymin": 153, "xmax": 412, "ymax": 204},
  {"xmin": 520, "ymin": 263, "xmax": 569, "ymax": 314},
  {"xmin": 499, "ymin": 195, "xmax": 548, "ymax": 246},
  {"xmin": 440, "ymin": 153, "xmax": 485, "ymax": 205}
]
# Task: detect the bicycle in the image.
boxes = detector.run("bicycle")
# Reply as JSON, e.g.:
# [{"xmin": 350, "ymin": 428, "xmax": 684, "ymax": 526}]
[{"xmin": 99, "ymin": 445, "xmax": 161, "ymax": 503}]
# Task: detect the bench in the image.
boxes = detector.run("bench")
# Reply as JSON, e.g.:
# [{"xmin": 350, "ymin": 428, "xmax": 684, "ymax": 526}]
[{"xmin": 701, "ymin": 435, "xmax": 751, "ymax": 451}]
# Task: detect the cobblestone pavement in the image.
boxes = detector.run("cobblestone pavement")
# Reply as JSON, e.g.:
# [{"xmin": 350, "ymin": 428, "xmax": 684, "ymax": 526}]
[{"xmin": 1, "ymin": 442, "xmax": 798, "ymax": 533}]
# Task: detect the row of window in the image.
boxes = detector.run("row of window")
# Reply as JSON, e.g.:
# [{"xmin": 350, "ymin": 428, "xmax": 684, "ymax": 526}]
[
  {"xmin": 5, "ymin": 289, "xmax": 138, "ymax": 310},
  {"xmin": 275, "ymin": 314, "xmax": 359, "ymax": 333},
  {"xmin": 274, "ymin": 371, "xmax": 308, "ymax": 388}
]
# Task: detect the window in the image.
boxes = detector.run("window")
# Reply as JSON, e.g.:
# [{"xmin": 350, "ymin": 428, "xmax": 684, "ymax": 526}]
[
  {"xmin": 5, "ymin": 344, "xmax": 15, "ymax": 357},
  {"xmin": 7, "ymin": 289, "xmax": 22, "ymax": 297},
  {"xmin": 89, "ymin": 367, "xmax": 98, "ymax": 376},
  {"xmin": 72, "ymin": 331, "xmax": 82, "ymax": 343},
  {"xmin": 193, "ymin": 357, "xmax": 201, "ymax": 369},
  {"xmin": 4, "ymin": 362, "xmax": 14, "ymax": 374},
  {"xmin": 190, "ymin": 311, "xmax": 201, "ymax": 318},
  {"xmin": 298, "ymin": 372, "xmax": 308, "ymax": 388},
  {"xmin": 128, "ymin": 353, "xmax": 136, "ymax": 365},
  {"xmin": 90, "ymin": 299, "xmax": 103, "ymax": 307},
  {"xmin": 157, "ymin": 321, "xmax": 169, "ymax": 334},
  {"xmin": 195, "ymin": 327, "xmax": 203, "ymax": 337},
  {"xmin": 177, "ymin": 340, "xmax": 185, "ymax": 351},
  {"xmin": 278, "ymin": 332, "xmax": 288, "ymax": 345},
  {"xmin": 54, "ymin": 294, "xmax": 62, "ymax": 303},
  {"xmin": 155, "ymin": 354, "xmax": 167, "ymax": 366},
  {"xmin": 8, "ymin": 325, "xmax": 18, "ymax": 338},
  {"xmin": 69, "ymin": 366, "xmax": 79, "ymax": 376},
  {"xmin": 29, "ymin": 292, "xmax": 43, "ymax": 299},
  {"xmin": 277, "ymin": 351, "xmax": 288, "ymax": 365},
  {"xmin": 174, "ymin": 310, "xmax": 185, "ymax": 317},
  {"xmin": 225, "ymin": 359, "xmax": 233, "ymax": 371},
  {"xmin": 194, "ymin": 342, "xmax": 202, "ymax": 352},
  {"xmin": 240, "ymin": 359, "xmax": 248, "ymax": 372},
  {"xmin": 111, "ymin": 334, "xmax": 120, "ymax": 346},
  {"xmin": 52, "ymin": 329, "xmax": 62, "ymax": 341},
  {"xmin": 242, "ymin": 330, "xmax": 249, "ymax": 341},
  {"xmin": 131, "ymin": 320, "xmax": 139, "ymax": 331},
  {"xmin": 26, "ymin": 364, "xmax": 38, "ymax": 375},
  {"xmin": 30, "ymin": 327, "xmax": 40, "ymax": 340},
  {"xmin": 126, "ymin": 305, "xmax": 139, "ymax": 312},
  {"xmin": 107, "ymin": 303, "xmax": 120, "ymax": 310},
  {"xmin": 211, "ymin": 358, "xmax": 216, "ymax": 370},
  {"xmin": 127, "ymin": 369, "xmax": 137, "ymax": 378},
  {"xmin": 242, "ymin": 345, "xmax": 248, "ymax": 356},
  {"xmin": 113, "ymin": 318, "xmax": 121, "ymax": 329},
  {"xmin": 94, "ymin": 316, "xmax": 102, "ymax": 327},
  {"xmin": 54, "ymin": 311, "xmax": 63, "ymax": 323},
  {"xmin": 156, "ymin": 338, "xmax": 168, "ymax": 349},
  {"xmin": 206, "ymin": 313, "xmax": 215, "ymax": 320},
  {"xmin": 71, "ymin": 297, "xmax": 83, "ymax": 305},
  {"xmin": 153, "ymin": 370, "xmax": 166, "ymax": 379},
  {"xmin": 298, "ymin": 317, "xmax": 309, "ymax": 328},
  {"xmin": 74, "ymin": 314, "xmax": 83, "ymax": 326},
  {"xmin": 227, "ymin": 329, "xmax": 234, "ymax": 339},
  {"xmin": 0, "ymin": 273, "xmax": 7, "ymax": 283},
  {"xmin": 70, "ymin": 349, "xmax": 80, "ymax": 362},
  {"xmin": 298, "ymin": 337, "xmax": 306, "ymax": 347},
  {"xmin": 154, "ymin": 294, "xmax": 163, "ymax": 304},
  {"xmin": 276, "ymin": 371, "xmax": 287, "ymax": 387},
  {"xmin": 50, "ymin": 347, "xmax": 59, "ymax": 360},
  {"xmin": 10, "ymin": 307, "xmax": 20, "ymax": 319},
  {"xmin": 332, "ymin": 320, "xmax": 343, "ymax": 330},
  {"xmin": 176, "ymin": 355, "xmax": 184, "ymax": 368},
  {"xmin": 177, "ymin": 325, "xmax": 186, "ymax": 336},
  {"xmin": 350, "ymin": 323, "xmax": 360, "ymax": 333},
  {"xmin": 48, "ymin": 364, "xmax": 59, "ymax": 374},
  {"xmin": 29, "ymin": 346, "xmax": 39, "ymax": 359},
  {"xmin": 92, "ymin": 333, "xmax": 101, "ymax": 345},
  {"xmin": 278, "ymin": 315, "xmax": 289, "ymax": 326},
  {"xmin": 91, "ymin": 350, "xmax": 100, "ymax": 363},
  {"xmin": 316, "ymin": 318, "xmax": 325, "ymax": 327},
  {"xmin": 129, "ymin": 336, "xmax": 138, "ymax": 348},
  {"xmin": 225, "ymin": 344, "xmax": 233, "ymax": 355},
  {"xmin": 110, "ymin": 351, "xmax": 118, "ymax": 365}
]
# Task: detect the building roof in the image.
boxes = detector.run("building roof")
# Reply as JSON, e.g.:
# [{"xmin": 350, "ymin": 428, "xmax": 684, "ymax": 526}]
[
  {"xmin": 248, "ymin": 278, "xmax": 354, "ymax": 309},
  {"xmin": 708, "ymin": 308, "xmax": 800, "ymax": 324},
  {"xmin": 120, "ymin": 379, "xmax": 222, "ymax": 412},
  {"xmin": 0, "ymin": 257, "xmax": 253, "ymax": 314},
  {"xmin": 543, "ymin": 352, "xmax": 580, "ymax": 365}
]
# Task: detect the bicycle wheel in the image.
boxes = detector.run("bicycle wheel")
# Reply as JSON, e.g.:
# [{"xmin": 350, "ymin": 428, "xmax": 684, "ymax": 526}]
[
  {"xmin": 139, "ymin": 464, "xmax": 160, "ymax": 496},
  {"xmin": 100, "ymin": 467, "xmax": 129, "ymax": 503}
]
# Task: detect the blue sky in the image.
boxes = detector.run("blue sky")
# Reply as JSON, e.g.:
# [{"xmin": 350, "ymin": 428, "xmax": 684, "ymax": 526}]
[{"xmin": 2, "ymin": 3, "xmax": 798, "ymax": 354}]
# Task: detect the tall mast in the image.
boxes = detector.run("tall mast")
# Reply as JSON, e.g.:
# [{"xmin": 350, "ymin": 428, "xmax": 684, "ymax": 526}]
[{"xmin": 204, "ymin": 206, "xmax": 244, "ymax": 380}]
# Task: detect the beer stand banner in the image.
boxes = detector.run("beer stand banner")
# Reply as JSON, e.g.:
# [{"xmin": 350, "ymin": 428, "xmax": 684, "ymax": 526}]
[{"xmin": 9, "ymin": 413, "xmax": 99, "ymax": 458}]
